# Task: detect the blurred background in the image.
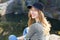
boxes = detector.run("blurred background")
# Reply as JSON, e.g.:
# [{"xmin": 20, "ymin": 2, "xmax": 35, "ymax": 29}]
[{"xmin": 0, "ymin": 0, "xmax": 60, "ymax": 40}]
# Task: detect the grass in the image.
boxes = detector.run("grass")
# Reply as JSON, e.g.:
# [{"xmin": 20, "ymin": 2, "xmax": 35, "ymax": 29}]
[{"xmin": 0, "ymin": 13, "xmax": 28, "ymax": 40}]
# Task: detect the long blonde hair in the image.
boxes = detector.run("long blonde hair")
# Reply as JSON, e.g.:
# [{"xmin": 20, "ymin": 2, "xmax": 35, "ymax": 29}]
[{"xmin": 28, "ymin": 9, "xmax": 51, "ymax": 35}]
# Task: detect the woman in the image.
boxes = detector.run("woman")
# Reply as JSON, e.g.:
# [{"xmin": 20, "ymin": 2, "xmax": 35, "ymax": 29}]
[
  {"xmin": 8, "ymin": 2, "xmax": 51, "ymax": 40},
  {"xmin": 25, "ymin": 2, "xmax": 51, "ymax": 40}
]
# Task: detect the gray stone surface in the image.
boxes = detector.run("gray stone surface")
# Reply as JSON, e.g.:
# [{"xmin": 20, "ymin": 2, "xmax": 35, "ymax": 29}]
[{"xmin": 0, "ymin": 0, "xmax": 14, "ymax": 15}]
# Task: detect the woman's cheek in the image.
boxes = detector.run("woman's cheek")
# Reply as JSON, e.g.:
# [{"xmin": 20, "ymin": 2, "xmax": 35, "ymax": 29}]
[{"xmin": 35, "ymin": 12, "xmax": 39, "ymax": 17}]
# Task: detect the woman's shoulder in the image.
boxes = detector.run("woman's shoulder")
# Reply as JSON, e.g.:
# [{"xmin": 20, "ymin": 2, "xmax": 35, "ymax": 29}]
[{"xmin": 29, "ymin": 22, "xmax": 43, "ymax": 29}]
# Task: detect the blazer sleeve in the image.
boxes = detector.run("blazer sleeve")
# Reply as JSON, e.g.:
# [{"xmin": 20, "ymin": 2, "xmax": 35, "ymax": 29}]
[
  {"xmin": 25, "ymin": 23, "xmax": 43, "ymax": 40},
  {"xmin": 25, "ymin": 23, "xmax": 36, "ymax": 40}
]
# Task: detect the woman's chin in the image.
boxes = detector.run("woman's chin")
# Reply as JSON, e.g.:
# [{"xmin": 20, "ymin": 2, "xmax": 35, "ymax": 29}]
[{"xmin": 32, "ymin": 17, "xmax": 35, "ymax": 19}]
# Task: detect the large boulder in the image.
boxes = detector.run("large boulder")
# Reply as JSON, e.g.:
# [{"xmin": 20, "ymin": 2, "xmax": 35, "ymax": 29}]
[{"xmin": 0, "ymin": 0, "xmax": 14, "ymax": 16}]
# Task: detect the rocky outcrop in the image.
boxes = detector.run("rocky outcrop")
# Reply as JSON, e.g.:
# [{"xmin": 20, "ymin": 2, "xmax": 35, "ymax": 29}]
[{"xmin": 0, "ymin": 0, "xmax": 14, "ymax": 16}]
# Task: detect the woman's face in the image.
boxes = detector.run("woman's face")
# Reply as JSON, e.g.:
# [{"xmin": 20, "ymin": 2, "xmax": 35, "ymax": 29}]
[{"xmin": 30, "ymin": 7, "xmax": 39, "ymax": 19}]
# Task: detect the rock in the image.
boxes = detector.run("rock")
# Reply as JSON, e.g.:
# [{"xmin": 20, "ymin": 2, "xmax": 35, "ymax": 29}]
[
  {"xmin": 49, "ymin": 34, "xmax": 60, "ymax": 40},
  {"xmin": 0, "ymin": 0, "xmax": 14, "ymax": 16}
]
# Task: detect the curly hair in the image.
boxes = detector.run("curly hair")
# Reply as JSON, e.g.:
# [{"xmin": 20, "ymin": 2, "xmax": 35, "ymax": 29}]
[{"xmin": 28, "ymin": 9, "xmax": 51, "ymax": 36}]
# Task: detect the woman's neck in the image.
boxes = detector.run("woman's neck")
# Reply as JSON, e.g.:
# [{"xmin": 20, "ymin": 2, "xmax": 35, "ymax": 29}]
[{"xmin": 35, "ymin": 18, "xmax": 39, "ymax": 23}]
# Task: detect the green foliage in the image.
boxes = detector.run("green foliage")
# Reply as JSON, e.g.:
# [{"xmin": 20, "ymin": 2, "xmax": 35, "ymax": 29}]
[{"xmin": 0, "ymin": 14, "xmax": 28, "ymax": 40}]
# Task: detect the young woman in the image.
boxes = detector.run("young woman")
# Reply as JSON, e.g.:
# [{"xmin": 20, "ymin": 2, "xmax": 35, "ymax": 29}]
[
  {"xmin": 25, "ymin": 2, "xmax": 51, "ymax": 40},
  {"xmin": 8, "ymin": 2, "xmax": 51, "ymax": 40}
]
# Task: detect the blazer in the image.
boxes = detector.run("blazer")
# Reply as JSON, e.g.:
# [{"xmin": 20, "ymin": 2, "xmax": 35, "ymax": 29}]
[{"xmin": 25, "ymin": 22, "xmax": 45, "ymax": 40}]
